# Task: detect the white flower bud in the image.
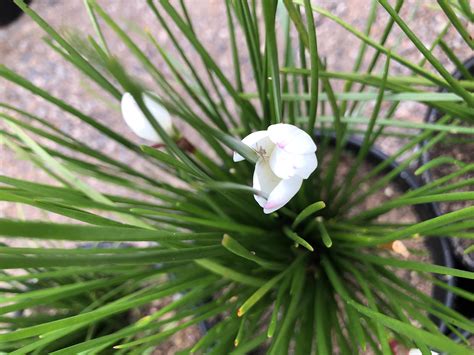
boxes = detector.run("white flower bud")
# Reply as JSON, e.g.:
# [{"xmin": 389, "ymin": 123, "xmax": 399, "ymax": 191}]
[{"xmin": 121, "ymin": 92, "xmax": 173, "ymax": 143}]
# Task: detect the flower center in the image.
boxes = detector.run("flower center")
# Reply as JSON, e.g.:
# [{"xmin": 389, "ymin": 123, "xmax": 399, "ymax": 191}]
[{"xmin": 255, "ymin": 144, "xmax": 270, "ymax": 160}]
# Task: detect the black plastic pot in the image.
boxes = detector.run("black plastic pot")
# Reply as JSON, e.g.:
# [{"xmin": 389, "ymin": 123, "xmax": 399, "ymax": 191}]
[
  {"xmin": 421, "ymin": 57, "xmax": 474, "ymax": 272},
  {"xmin": 0, "ymin": 0, "xmax": 31, "ymax": 27}
]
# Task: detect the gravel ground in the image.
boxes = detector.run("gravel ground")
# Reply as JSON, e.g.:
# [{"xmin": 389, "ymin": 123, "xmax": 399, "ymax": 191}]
[{"xmin": 0, "ymin": 0, "xmax": 472, "ymax": 352}]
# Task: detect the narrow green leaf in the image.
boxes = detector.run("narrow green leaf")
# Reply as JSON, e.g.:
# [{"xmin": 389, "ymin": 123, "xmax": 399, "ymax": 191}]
[
  {"xmin": 222, "ymin": 234, "xmax": 284, "ymax": 270},
  {"xmin": 321, "ymin": 257, "xmax": 366, "ymax": 350},
  {"xmin": 8, "ymin": 121, "xmax": 150, "ymax": 229},
  {"xmin": 378, "ymin": 0, "xmax": 474, "ymax": 107},
  {"xmin": 269, "ymin": 263, "xmax": 306, "ymax": 353},
  {"xmin": 131, "ymin": 208, "xmax": 266, "ymax": 235},
  {"xmin": 198, "ymin": 181, "xmax": 266, "ymax": 198},
  {"xmin": 283, "ymin": 226, "xmax": 315, "ymax": 251},
  {"xmin": 439, "ymin": 40, "xmax": 474, "ymax": 81},
  {"xmin": 238, "ymin": 255, "xmax": 304, "ymax": 317},
  {"xmin": 350, "ymin": 206, "xmax": 474, "ymax": 246},
  {"xmin": 13, "ymin": 0, "xmax": 120, "ymax": 99},
  {"xmin": 304, "ymin": 0, "xmax": 319, "ymax": 133},
  {"xmin": 314, "ymin": 277, "xmax": 330, "ymax": 355},
  {"xmin": 158, "ymin": 0, "xmax": 260, "ymax": 127},
  {"xmin": 0, "ymin": 275, "xmax": 214, "ymax": 342},
  {"xmin": 292, "ymin": 0, "xmax": 459, "ymax": 90},
  {"xmin": 0, "ymin": 219, "xmax": 217, "ymax": 242},
  {"xmin": 225, "ymin": 0, "xmax": 243, "ymax": 92},
  {"xmin": 292, "ymin": 201, "xmax": 325, "ymax": 228},
  {"xmin": 334, "ymin": 54, "xmax": 391, "ymax": 209},
  {"xmin": 438, "ymin": 0, "xmax": 474, "ymax": 50},
  {"xmin": 140, "ymin": 145, "xmax": 201, "ymax": 176},
  {"xmin": 348, "ymin": 301, "xmax": 471, "ymax": 354},
  {"xmin": 415, "ymin": 157, "xmax": 467, "ymax": 175},
  {"xmin": 195, "ymin": 259, "xmax": 264, "ymax": 287},
  {"xmin": 464, "ymin": 245, "xmax": 474, "ymax": 255},
  {"xmin": 241, "ymin": 91, "xmax": 468, "ymax": 102},
  {"xmin": 0, "ymin": 66, "xmax": 137, "ymax": 151},
  {"xmin": 280, "ymin": 67, "xmax": 474, "ymax": 90},
  {"xmin": 263, "ymin": 0, "xmax": 282, "ymax": 123},
  {"xmin": 348, "ymin": 252, "xmax": 474, "ymax": 280},
  {"xmin": 354, "ymin": 192, "xmax": 474, "ymax": 221},
  {"xmin": 237, "ymin": 272, "xmax": 284, "ymax": 317},
  {"xmin": 315, "ymin": 217, "xmax": 333, "ymax": 248},
  {"xmin": 83, "ymin": 0, "xmax": 110, "ymax": 54},
  {"xmin": 0, "ymin": 246, "xmax": 223, "ymax": 269},
  {"xmin": 267, "ymin": 274, "xmax": 291, "ymax": 338},
  {"xmin": 234, "ymin": 314, "xmax": 247, "ymax": 347}
]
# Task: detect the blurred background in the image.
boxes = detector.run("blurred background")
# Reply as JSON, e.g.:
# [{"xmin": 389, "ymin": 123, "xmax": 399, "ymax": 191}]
[{"xmin": 0, "ymin": 0, "xmax": 471, "ymax": 217}]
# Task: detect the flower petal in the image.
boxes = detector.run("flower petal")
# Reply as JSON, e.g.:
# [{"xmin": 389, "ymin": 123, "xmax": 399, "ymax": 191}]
[
  {"xmin": 269, "ymin": 147, "xmax": 295, "ymax": 179},
  {"xmin": 263, "ymin": 176, "xmax": 303, "ymax": 214},
  {"xmin": 121, "ymin": 92, "xmax": 172, "ymax": 143},
  {"xmin": 293, "ymin": 152, "xmax": 318, "ymax": 179},
  {"xmin": 233, "ymin": 130, "xmax": 273, "ymax": 162},
  {"xmin": 408, "ymin": 350, "xmax": 438, "ymax": 355},
  {"xmin": 253, "ymin": 159, "xmax": 280, "ymax": 208},
  {"xmin": 269, "ymin": 148, "xmax": 318, "ymax": 179},
  {"xmin": 268, "ymin": 123, "xmax": 316, "ymax": 154}
]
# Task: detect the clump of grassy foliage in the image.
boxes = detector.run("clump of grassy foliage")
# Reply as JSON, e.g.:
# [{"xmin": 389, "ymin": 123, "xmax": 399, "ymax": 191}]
[{"xmin": 0, "ymin": 0, "xmax": 473, "ymax": 353}]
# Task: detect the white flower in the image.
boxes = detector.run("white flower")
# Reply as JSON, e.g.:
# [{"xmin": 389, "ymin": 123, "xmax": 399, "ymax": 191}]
[
  {"xmin": 121, "ymin": 92, "xmax": 173, "ymax": 143},
  {"xmin": 234, "ymin": 123, "xmax": 317, "ymax": 214}
]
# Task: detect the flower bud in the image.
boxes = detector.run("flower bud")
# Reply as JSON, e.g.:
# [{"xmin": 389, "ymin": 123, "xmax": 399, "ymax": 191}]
[{"xmin": 121, "ymin": 92, "xmax": 173, "ymax": 143}]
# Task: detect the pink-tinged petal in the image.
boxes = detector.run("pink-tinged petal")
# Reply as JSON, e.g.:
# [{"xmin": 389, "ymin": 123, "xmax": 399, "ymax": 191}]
[
  {"xmin": 293, "ymin": 152, "xmax": 318, "ymax": 179},
  {"xmin": 263, "ymin": 176, "xmax": 303, "ymax": 214},
  {"xmin": 253, "ymin": 159, "xmax": 280, "ymax": 208},
  {"xmin": 233, "ymin": 130, "xmax": 273, "ymax": 162},
  {"xmin": 269, "ymin": 147, "xmax": 295, "ymax": 179},
  {"xmin": 269, "ymin": 148, "xmax": 318, "ymax": 180},
  {"xmin": 121, "ymin": 92, "xmax": 172, "ymax": 143},
  {"xmin": 268, "ymin": 123, "xmax": 316, "ymax": 154},
  {"xmin": 254, "ymin": 193, "xmax": 267, "ymax": 209}
]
